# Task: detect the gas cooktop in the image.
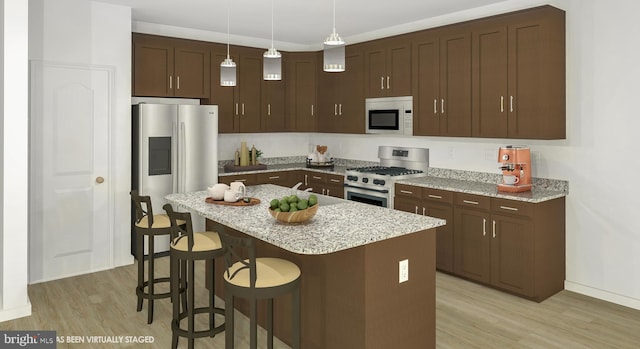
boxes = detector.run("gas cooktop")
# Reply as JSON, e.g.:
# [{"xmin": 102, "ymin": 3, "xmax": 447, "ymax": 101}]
[{"xmin": 346, "ymin": 166, "xmax": 425, "ymax": 177}]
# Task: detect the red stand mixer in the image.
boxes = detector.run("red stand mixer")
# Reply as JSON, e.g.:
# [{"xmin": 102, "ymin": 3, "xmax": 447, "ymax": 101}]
[{"xmin": 497, "ymin": 146, "xmax": 532, "ymax": 193}]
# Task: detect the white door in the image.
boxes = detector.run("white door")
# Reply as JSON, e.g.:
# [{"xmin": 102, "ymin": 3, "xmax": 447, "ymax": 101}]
[{"xmin": 29, "ymin": 61, "xmax": 113, "ymax": 283}]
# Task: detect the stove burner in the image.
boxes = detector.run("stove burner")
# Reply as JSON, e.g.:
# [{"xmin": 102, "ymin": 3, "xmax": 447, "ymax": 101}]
[{"xmin": 346, "ymin": 166, "xmax": 424, "ymax": 177}]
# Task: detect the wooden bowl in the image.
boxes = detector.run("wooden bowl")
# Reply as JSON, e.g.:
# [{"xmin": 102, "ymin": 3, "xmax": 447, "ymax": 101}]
[{"xmin": 268, "ymin": 204, "xmax": 319, "ymax": 223}]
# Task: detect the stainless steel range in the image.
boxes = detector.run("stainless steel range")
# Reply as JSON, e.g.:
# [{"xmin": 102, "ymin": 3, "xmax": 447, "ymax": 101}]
[{"xmin": 344, "ymin": 146, "xmax": 429, "ymax": 208}]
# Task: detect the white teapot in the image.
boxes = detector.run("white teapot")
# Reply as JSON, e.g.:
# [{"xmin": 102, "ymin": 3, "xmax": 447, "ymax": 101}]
[{"xmin": 207, "ymin": 183, "xmax": 230, "ymax": 200}]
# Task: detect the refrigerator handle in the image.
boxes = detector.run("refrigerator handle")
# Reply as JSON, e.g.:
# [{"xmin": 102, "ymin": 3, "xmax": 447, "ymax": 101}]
[
  {"xmin": 172, "ymin": 121, "xmax": 178, "ymax": 194},
  {"xmin": 180, "ymin": 122, "xmax": 186, "ymax": 193}
]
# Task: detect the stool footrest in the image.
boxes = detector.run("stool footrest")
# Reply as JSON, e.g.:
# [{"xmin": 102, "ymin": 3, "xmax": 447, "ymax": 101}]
[{"xmin": 173, "ymin": 307, "xmax": 225, "ymax": 338}]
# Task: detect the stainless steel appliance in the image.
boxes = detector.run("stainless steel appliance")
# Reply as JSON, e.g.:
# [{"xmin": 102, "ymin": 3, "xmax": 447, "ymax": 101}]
[
  {"xmin": 365, "ymin": 96, "xmax": 413, "ymax": 135},
  {"xmin": 132, "ymin": 103, "xmax": 218, "ymax": 255},
  {"xmin": 344, "ymin": 146, "xmax": 429, "ymax": 208}
]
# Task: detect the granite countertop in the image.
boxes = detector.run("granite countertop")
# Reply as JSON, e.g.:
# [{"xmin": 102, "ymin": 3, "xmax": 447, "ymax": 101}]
[
  {"xmin": 219, "ymin": 162, "xmax": 567, "ymax": 203},
  {"xmin": 166, "ymin": 184, "xmax": 445, "ymax": 255}
]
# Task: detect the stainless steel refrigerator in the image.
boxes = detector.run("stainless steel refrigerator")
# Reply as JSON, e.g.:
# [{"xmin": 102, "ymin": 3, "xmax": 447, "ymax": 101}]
[{"xmin": 131, "ymin": 103, "xmax": 218, "ymax": 256}]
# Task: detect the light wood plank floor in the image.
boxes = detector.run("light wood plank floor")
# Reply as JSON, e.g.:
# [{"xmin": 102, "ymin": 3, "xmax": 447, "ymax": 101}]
[{"xmin": 2, "ymin": 258, "xmax": 639, "ymax": 348}]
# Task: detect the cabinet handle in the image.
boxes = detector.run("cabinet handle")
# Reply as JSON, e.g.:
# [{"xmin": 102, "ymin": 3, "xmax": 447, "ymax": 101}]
[
  {"xmin": 400, "ymin": 190, "xmax": 414, "ymax": 195},
  {"xmin": 499, "ymin": 205, "xmax": 519, "ymax": 211},
  {"xmin": 463, "ymin": 200, "xmax": 479, "ymax": 205},
  {"xmin": 500, "ymin": 96, "xmax": 504, "ymax": 113},
  {"xmin": 311, "ymin": 104, "xmax": 314, "ymax": 116},
  {"xmin": 510, "ymin": 96, "xmax": 514, "ymax": 112},
  {"xmin": 428, "ymin": 194, "xmax": 442, "ymax": 199},
  {"xmin": 492, "ymin": 220, "xmax": 496, "ymax": 238},
  {"xmin": 415, "ymin": 206, "xmax": 419, "ymax": 214},
  {"xmin": 339, "ymin": 104, "xmax": 342, "ymax": 115},
  {"xmin": 483, "ymin": 218, "xmax": 487, "ymax": 236},
  {"xmin": 268, "ymin": 176, "xmax": 280, "ymax": 180},
  {"xmin": 386, "ymin": 76, "xmax": 390, "ymax": 89},
  {"xmin": 380, "ymin": 76, "xmax": 385, "ymax": 90},
  {"xmin": 304, "ymin": 174, "xmax": 308, "ymax": 186},
  {"xmin": 326, "ymin": 189, "xmax": 330, "ymax": 195},
  {"xmin": 422, "ymin": 207, "xmax": 426, "ymax": 216},
  {"xmin": 242, "ymin": 103, "xmax": 245, "ymax": 115},
  {"xmin": 312, "ymin": 176, "xmax": 322, "ymax": 180},
  {"xmin": 322, "ymin": 189, "xmax": 326, "ymax": 195},
  {"xmin": 177, "ymin": 76, "xmax": 180, "ymax": 90},
  {"xmin": 268, "ymin": 103, "xmax": 271, "ymax": 116},
  {"xmin": 334, "ymin": 104, "xmax": 338, "ymax": 116},
  {"xmin": 169, "ymin": 75, "xmax": 173, "ymax": 89},
  {"xmin": 330, "ymin": 178, "xmax": 341, "ymax": 183},
  {"xmin": 434, "ymin": 99, "xmax": 438, "ymax": 114},
  {"xmin": 441, "ymin": 99, "xmax": 445, "ymax": 114},
  {"xmin": 235, "ymin": 179, "xmax": 247, "ymax": 182},
  {"xmin": 235, "ymin": 103, "xmax": 239, "ymax": 115}
]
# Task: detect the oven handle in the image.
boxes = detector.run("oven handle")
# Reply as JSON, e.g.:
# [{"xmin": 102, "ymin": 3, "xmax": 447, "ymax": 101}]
[{"xmin": 343, "ymin": 183, "xmax": 389, "ymax": 194}]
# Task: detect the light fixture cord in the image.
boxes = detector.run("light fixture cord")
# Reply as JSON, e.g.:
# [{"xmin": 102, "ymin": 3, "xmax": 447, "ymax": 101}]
[
  {"xmin": 332, "ymin": 0, "xmax": 336, "ymax": 34},
  {"xmin": 226, "ymin": 7, "xmax": 231, "ymax": 58},
  {"xmin": 271, "ymin": 0, "xmax": 274, "ymax": 48}
]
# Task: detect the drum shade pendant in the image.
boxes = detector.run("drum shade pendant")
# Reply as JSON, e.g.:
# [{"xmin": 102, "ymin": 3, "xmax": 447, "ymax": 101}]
[
  {"xmin": 323, "ymin": 0, "xmax": 345, "ymax": 72},
  {"xmin": 220, "ymin": 9, "xmax": 237, "ymax": 86},
  {"xmin": 263, "ymin": 0, "xmax": 282, "ymax": 80}
]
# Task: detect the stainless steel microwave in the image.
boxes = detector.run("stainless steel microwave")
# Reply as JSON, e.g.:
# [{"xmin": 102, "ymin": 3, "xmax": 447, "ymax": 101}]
[{"xmin": 365, "ymin": 96, "xmax": 413, "ymax": 135}]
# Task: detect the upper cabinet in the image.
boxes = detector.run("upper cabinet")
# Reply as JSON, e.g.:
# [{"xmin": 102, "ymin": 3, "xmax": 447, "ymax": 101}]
[
  {"xmin": 364, "ymin": 36, "xmax": 412, "ymax": 98},
  {"xmin": 286, "ymin": 52, "xmax": 318, "ymax": 132},
  {"xmin": 318, "ymin": 45, "xmax": 365, "ymax": 134},
  {"xmin": 261, "ymin": 54, "xmax": 287, "ymax": 132},
  {"xmin": 133, "ymin": 33, "xmax": 210, "ymax": 98},
  {"xmin": 412, "ymin": 27, "xmax": 473, "ymax": 137},
  {"xmin": 472, "ymin": 6, "xmax": 565, "ymax": 139}
]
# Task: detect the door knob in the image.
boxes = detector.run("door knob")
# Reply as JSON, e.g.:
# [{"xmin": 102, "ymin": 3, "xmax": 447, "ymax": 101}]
[{"xmin": 96, "ymin": 176, "xmax": 105, "ymax": 184}]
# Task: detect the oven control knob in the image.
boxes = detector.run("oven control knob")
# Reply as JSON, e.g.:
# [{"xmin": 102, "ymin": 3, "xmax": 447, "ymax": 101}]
[
  {"xmin": 373, "ymin": 179, "xmax": 385, "ymax": 186},
  {"xmin": 347, "ymin": 175, "xmax": 358, "ymax": 181},
  {"xmin": 362, "ymin": 178, "xmax": 369, "ymax": 183}
]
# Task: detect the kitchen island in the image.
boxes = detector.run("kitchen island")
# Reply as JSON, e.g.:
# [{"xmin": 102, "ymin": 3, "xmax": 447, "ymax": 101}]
[{"xmin": 166, "ymin": 184, "xmax": 446, "ymax": 349}]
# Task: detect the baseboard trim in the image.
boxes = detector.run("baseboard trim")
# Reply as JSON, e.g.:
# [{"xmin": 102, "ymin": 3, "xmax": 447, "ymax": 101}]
[
  {"xmin": 565, "ymin": 281, "xmax": 640, "ymax": 310},
  {"xmin": 0, "ymin": 302, "xmax": 32, "ymax": 322}
]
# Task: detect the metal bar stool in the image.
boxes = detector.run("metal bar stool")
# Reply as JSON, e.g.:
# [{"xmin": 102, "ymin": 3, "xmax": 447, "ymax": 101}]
[
  {"xmin": 164, "ymin": 204, "xmax": 225, "ymax": 349},
  {"xmin": 131, "ymin": 190, "xmax": 179, "ymax": 324},
  {"xmin": 219, "ymin": 232, "xmax": 301, "ymax": 349}
]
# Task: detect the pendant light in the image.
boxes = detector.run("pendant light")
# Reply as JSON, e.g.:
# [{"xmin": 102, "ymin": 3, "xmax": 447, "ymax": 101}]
[
  {"xmin": 220, "ymin": 8, "xmax": 237, "ymax": 86},
  {"xmin": 263, "ymin": 0, "xmax": 282, "ymax": 80},
  {"xmin": 323, "ymin": 0, "xmax": 345, "ymax": 72}
]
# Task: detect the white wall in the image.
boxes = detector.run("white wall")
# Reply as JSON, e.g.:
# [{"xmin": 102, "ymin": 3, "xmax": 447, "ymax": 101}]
[
  {"xmin": 209, "ymin": 0, "xmax": 640, "ymax": 309},
  {"xmin": 0, "ymin": 0, "xmax": 31, "ymax": 321},
  {"xmin": 28, "ymin": 0, "xmax": 132, "ymax": 272}
]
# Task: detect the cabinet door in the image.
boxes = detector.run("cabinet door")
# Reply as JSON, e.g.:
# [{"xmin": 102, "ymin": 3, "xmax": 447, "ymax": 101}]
[
  {"xmin": 386, "ymin": 40, "xmax": 412, "ymax": 96},
  {"xmin": 364, "ymin": 46, "xmax": 387, "ymax": 98},
  {"xmin": 412, "ymin": 33, "xmax": 440, "ymax": 136},
  {"xmin": 490, "ymin": 214, "xmax": 534, "ymax": 296},
  {"xmin": 454, "ymin": 208, "xmax": 491, "ymax": 284},
  {"xmin": 394, "ymin": 197, "xmax": 421, "ymax": 215},
  {"xmin": 507, "ymin": 9, "xmax": 565, "ymax": 139},
  {"xmin": 174, "ymin": 45, "xmax": 210, "ymax": 98},
  {"xmin": 262, "ymin": 68, "xmax": 286, "ymax": 132},
  {"xmin": 317, "ymin": 66, "xmax": 341, "ymax": 132},
  {"xmin": 256, "ymin": 171, "xmax": 290, "ymax": 186},
  {"xmin": 340, "ymin": 50, "xmax": 365, "ymax": 134},
  {"xmin": 286, "ymin": 53, "xmax": 317, "ymax": 132},
  {"xmin": 133, "ymin": 40, "xmax": 174, "ymax": 97},
  {"xmin": 236, "ymin": 49, "xmax": 262, "ymax": 133},
  {"xmin": 426, "ymin": 202, "xmax": 454, "ymax": 273},
  {"xmin": 210, "ymin": 46, "xmax": 237, "ymax": 133},
  {"xmin": 439, "ymin": 29, "xmax": 472, "ymax": 137},
  {"xmin": 472, "ymin": 25, "xmax": 508, "ymax": 137}
]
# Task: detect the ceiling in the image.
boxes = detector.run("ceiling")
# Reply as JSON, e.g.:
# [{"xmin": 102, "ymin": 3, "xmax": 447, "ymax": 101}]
[{"xmin": 92, "ymin": 0, "xmax": 507, "ymax": 48}]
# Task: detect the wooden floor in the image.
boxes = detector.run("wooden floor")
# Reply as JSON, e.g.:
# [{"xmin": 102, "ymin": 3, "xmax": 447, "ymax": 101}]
[{"xmin": 2, "ymin": 258, "xmax": 640, "ymax": 348}]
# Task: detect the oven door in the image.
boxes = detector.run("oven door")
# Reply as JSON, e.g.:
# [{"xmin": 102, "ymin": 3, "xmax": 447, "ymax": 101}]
[{"xmin": 344, "ymin": 185, "xmax": 389, "ymax": 208}]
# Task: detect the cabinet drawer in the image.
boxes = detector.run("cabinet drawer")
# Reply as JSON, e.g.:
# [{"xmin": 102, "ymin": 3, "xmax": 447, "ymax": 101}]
[
  {"xmin": 422, "ymin": 188, "xmax": 453, "ymax": 204},
  {"xmin": 326, "ymin": 173, "xmax": 344, "ymax": 185},
  {"xmin": 454, "ymin": 193, "xmax": 490, "ymax": 211},
  {"xmin": 492, "ymin": 198, "xmax": 533, "ymax": 218},
  {"xmin": 218, "ymin": 174, "xmax": 257, "ymax": 186},
  {"xmin": 308, "ymin": 172, "xmax": 326, "ymax": 183},
  {"xmin": 256, "ymin": 171, "xmax": 289, "ymax": 184},
  {"xmin": 395, "ymin": 184, "xmax": 422, "ymax": 200}
]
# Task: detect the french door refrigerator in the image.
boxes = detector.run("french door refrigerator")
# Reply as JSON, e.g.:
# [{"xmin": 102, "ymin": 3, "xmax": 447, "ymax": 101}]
[{"xmin": 132, "ymin": 103, "xmax": 218, "ymax": 256}]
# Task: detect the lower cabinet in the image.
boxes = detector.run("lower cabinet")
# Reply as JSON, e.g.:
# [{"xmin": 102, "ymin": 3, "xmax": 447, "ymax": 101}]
[
  {"xmin": 218, "ymin": 173, "xmax": 258, "ymax": 186},
  {"xmin": 396, "ymin": 183, "xmax": 565, "ymax": 302},
  {"xmin": 307, "ymin": 172, "xmax": 344, "ymax": 198},
  {"xmin": 256, "ymin": 171, "xmax": 292, "ymax": 187}
]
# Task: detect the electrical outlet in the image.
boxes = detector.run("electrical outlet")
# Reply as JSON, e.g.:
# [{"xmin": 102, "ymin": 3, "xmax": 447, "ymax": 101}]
[{"xmin": 399, "ymin": 259, "xmax": 409, "ymax": 283}]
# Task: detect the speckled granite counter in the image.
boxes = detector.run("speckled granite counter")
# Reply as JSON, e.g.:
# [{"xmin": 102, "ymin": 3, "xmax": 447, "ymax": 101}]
[
  {"xmin": 219, "ymin": 162, "xmax": 349, "ymax": 176},
  {"xmin": 165, "ymin": 184, "xmax": 445, "ymax": 255}
]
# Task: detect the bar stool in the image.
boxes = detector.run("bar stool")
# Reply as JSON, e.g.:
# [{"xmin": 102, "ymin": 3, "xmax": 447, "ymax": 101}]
[
  {"xmin": 219, "ymin": 232, "xmax": 301, "ymax": 349},
  {"xmin": 131, "ymin": 190, "xmax": 179, "ymax": 324},
  {"xmin": 163, "ymin": 204, "xmax": 225, "ymax": 349}
]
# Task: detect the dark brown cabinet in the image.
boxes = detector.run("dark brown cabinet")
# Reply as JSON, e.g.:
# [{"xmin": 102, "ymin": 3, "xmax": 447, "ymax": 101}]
[
  {"xmin": 364, "ymin": 37, "xmax": 412, "ymax": 98},
  {"xmin": 133, "ymin": 34, "xmax": 210, "ymax": 98},
  {"xmin": 395, "ymin": 184, "xmax": 454, "ymax": 272},
  {"xmin": 307, "ymin": 172, "xmax": 344, "ymax": 198},
  {"xmin": 218, "ymin": 173, "xmax": 258, "ymax": 186},
  {"xmin": 472, "ymin": 6, "xmax": 565, "ymax": 139},
  {"xmin": 286, "ymin": 52, "xmax": 318, "ymax": 132},
  {"xmin": 318, "ymin": 47, "xmax": 365, "ymax": 134},
  {"xmin": 412, "ymin": 27, "xmax": 472, "ymax": 137},
  {"xmin": 256, "ymin": 171, "xmax": 292, "ymax": 187},
  {"xmin": 261, "ymin": 59, "xmax": 287, "ymax": 132}
]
